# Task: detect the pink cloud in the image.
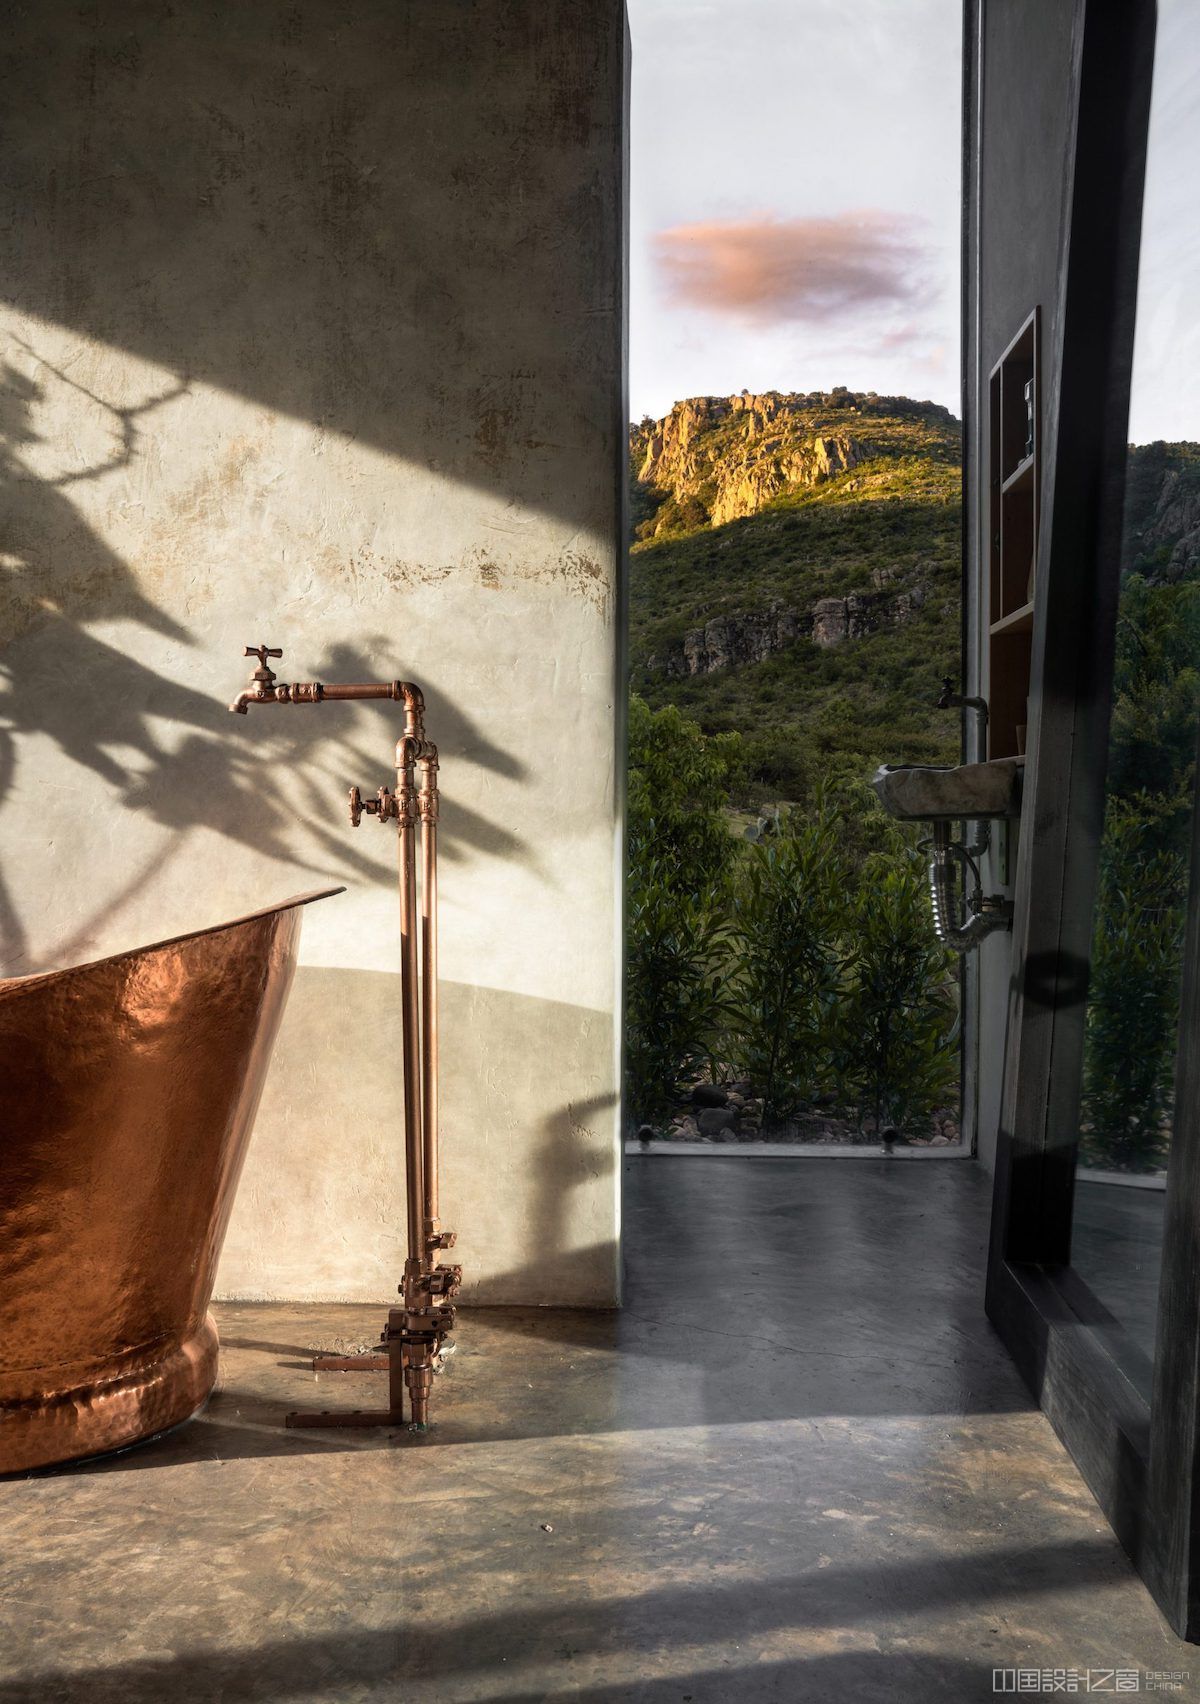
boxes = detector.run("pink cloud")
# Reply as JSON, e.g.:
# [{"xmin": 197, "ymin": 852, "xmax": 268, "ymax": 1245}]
[{"xmin": 654, "ymin": 210, "xmax": 935, "ymax": 327}]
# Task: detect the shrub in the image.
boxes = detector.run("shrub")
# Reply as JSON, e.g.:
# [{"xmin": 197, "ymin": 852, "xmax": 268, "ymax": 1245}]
[
  {"xmin": 835, "ymin": 850, "xmax": 959, "ymax": 1135},
  {"xmin": 626, "ymin": 699, "xmax": 742, "ymax": 1121},
  {"xmin": 726, "ymin": 807, "xmax": 844, "ymax": 1122},
  {"xmin": 624, "ymin": 700, "xmax": 960, "ymax": 1137},
  {"xmin": 625, "ymin": 861, "xmax": 734, "ymax": 1123},
  {"xmin": 1080, "ymin": 803, "xmax": 1188, "ymax": 1171}
]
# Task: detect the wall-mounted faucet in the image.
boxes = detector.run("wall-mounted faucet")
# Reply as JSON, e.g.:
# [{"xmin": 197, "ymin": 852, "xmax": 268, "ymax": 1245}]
[
  {"xmin": 936, "ymin": 675, "xmax": 989, "ymax": 754},
  {"xmin": 229, "ymin": 644, "xmax": 284, "ymax": 712}
]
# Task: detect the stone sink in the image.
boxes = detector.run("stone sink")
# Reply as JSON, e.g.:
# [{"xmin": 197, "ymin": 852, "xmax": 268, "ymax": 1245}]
[{"xmin": 871, "ymin": 757, "xmax": 1024, "ymax": 822}]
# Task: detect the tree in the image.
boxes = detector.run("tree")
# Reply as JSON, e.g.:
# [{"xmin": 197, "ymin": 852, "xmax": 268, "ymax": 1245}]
[
  {"xmin": 625, "ymin": 698, "xmax": 743, "ymax": 1121},
  {"xmin": 627, "ymin": 695, "xmax": 742, "ymax": 901}
]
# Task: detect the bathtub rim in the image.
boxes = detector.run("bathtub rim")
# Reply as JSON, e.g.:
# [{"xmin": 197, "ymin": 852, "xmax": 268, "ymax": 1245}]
[{"xmin": 0, "ymin": 885, "xmax": 345, "ymax": 992}]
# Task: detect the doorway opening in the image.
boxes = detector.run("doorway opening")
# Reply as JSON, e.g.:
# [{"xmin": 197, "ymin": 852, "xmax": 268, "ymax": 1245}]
[{"xmin": 624, "ymin": 1, "xmax": 968, "ymax": 1153}]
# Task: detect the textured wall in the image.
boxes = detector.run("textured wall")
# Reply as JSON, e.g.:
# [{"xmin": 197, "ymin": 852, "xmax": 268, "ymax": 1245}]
[{"xmin": 0, "ymin": 2, "xmax": 627, "ymax": 1303}]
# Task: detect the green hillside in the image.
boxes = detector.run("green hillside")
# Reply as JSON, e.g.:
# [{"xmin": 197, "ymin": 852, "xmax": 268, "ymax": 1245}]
[
  {"xmin": 625, "ymin": 391, "xmax": 1200, "ymax": 1148},
  {"xmin": 628, "ymin": 389, "xmax": 963, "ymax": 804}
]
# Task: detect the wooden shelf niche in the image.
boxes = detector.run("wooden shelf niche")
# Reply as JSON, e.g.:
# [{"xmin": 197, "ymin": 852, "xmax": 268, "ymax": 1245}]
[{"xmin": 988, "ymin": 308, "xmax": 1040, "ymax": 759}]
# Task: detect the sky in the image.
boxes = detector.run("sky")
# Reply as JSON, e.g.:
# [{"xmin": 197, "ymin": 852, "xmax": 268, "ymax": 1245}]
[
  {"xmin": 627, "ymin": 0, "xmax": 964, "ymax": 422},
  {"xmin": 1127, "ymin": 0, "xmax": 1200, "ymax": 444},
  {"xmin": 628, "ymin": 0, "xmax": 1199, "ymax": 444}
]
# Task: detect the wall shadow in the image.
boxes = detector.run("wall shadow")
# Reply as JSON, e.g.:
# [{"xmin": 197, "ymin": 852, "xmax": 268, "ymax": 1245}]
[
  {"xmin": 0, "ymin": 355, "xmax": 538, "ymax": 973},
  {"xmin": 0, "ymin": 611, "xmax": 533, "ymax": 973},
  {"xmin": 0, "ymin": 1, "xmax": 623, "ymax": 530},
  {"xmin": 216, "ymin": 971, "xmax": 617, "ymax": 1308}
]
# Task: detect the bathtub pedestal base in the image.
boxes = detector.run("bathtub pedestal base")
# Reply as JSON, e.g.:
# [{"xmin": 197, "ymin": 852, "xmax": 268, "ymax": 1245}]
[{"xmin": 0, "ymin": 1316, "xmax": 219, "ymax": 1475}]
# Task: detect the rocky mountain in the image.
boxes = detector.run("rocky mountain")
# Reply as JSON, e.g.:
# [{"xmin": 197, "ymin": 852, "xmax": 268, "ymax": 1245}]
[
  {"xmin": 635, "ymin": 396, "xmax": 860, "ymax": 530},
  {"xmin": 648, "ymin": 576, "xmax": 930, "ymax": 679},
  {"xmin": 1122, "ymin": 440, "xmax": 1200, "ymax": 581},
  {"xmin": 632, "ymin": 387, "xmax": 957, "ymax": 535},
  {"xmin": 628, "ymin": 395, "xmax": 1200, "ymax": 810},
  {"xmin": 628, "ymin": 388, "xmax": 964, "ymax": 802}
]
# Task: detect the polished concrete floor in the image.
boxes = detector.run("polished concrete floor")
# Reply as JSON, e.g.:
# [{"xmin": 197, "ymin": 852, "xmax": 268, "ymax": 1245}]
[{"xmin": 3, "ymin": 1157, "xmax": 1196, "ymax": 1702}]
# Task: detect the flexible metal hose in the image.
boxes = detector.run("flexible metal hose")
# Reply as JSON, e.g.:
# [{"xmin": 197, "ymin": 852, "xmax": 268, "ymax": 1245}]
[{"xmin": 927, "ymin": 823, "xmax": 1011, "ymax": 952}]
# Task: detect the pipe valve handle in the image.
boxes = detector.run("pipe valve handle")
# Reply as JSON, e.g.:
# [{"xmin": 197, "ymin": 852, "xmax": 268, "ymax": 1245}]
[
  {"xmin": 244, "ymin": 643, "xmax": 283, "ymax": 666},
  {"xmin": 348, "ymin": 784, "xmax": 398, "ymax": 827}
]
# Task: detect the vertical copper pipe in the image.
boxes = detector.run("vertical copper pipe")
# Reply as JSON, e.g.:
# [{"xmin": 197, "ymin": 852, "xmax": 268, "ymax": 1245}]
[
  {"xmin": 419, "ymin": 751, "xmax": 440, "ymax": 1238},
  {"xmin": 397, "ymin": 737, "xmax": 424, "ymax": 1264}
]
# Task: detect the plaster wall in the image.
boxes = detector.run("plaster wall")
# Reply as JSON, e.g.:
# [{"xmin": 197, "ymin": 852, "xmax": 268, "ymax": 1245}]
[
  {"xmin": 966, "ymin": 0, "xmax": 1079, "ymax": 1172},
  {"xmin": 0, "ymin": 2, "xmax": 628, "ymax": 1303}
]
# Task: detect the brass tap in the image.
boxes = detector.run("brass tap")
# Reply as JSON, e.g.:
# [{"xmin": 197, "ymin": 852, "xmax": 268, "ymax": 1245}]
[{"xmin": 229, "ymin": 644, "xmax": 283, "ymax": 713}]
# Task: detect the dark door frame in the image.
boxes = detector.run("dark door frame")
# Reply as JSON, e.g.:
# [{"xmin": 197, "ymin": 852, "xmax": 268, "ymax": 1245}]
[{"xmin": 974, "ymin": 0, "xmax": 1200, "ymax": 1641}]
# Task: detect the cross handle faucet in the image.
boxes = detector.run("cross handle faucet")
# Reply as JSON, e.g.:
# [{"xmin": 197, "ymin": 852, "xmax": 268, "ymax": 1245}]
[{"xmin": 244, "ymin": 643, "xmax": 283, "ymax": 680}]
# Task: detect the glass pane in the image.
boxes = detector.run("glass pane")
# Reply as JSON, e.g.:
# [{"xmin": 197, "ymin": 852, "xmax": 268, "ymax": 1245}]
[{"xmin": 1069, "ymin": 0, "xmax": 1200, "ymax": 1367}]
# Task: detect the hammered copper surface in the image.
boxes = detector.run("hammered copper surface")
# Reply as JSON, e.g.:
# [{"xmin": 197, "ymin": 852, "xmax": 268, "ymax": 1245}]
[{"xmin": 0, "ymin": 888, "xmax": 340, "ymax": 1473}]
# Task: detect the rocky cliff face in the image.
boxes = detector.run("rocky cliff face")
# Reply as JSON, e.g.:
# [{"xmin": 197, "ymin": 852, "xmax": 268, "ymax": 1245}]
[
  {"xmin": 628, "ymin": 386, "xmax": 964, "ymax": 799},
  {"xmin": 1121, "ymin": 441, "xmax": 1200, "ymax": 581},
  {"xmin": 649, "ymin": 601, "xmax": 806, "ymax": 677},
  {"xmin": 648, "ymin": 580, "xmax": 928, "ymax": 678},
  {"xmin": 1139, "ymin": 469, "xmax": 1200, "ymax": 579},
  {"xmin": 631, "ymin": 387, "xmax": 956, "ymax": 536}
]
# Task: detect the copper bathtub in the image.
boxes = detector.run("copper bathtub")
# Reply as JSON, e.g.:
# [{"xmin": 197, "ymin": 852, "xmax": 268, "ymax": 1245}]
[{"xmin": 0, "ymin": 887, "xmax": 339, "ymax": 1473}]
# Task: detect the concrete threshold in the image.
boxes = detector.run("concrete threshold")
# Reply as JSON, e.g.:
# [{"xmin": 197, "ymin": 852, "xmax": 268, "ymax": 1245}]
[
  {"xmin": 1076, "ymin": 1166, "xmax": 1167, "ymax": 1191},
  {"xmin": 624, "ymin": 1140, "xmax": 970, "ymax": 1158}
]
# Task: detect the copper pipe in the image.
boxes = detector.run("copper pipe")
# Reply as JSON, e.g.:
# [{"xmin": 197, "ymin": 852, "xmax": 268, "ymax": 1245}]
[
  {"xmin": 397, "ymin": 735, "xmax": 424, "ymax": 1264},
  {"xmin": 419, "ymin": 747, "xmax": 440, "ymax": 1236},
  {"xmin": 318, "ymin": 682, "xmax": 399, "ymax": 700},
  {"xmin": 229, "ymin": 646, "xmax": 458, "ymax": 1432}
]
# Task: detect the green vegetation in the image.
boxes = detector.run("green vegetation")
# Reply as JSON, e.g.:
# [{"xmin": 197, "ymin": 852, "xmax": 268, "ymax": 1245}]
[
  {"xmin": 625, "ymin": 390, "xmax": 963, "ymax": 1137},
  {"xmin": 1080, "ymin": 445, "xmax": 1200, "ymax": 1170},
  {"xmin": 625, "ymin": 695, "xmax": 743, "ymax": 899},
  {"xmin": 625, "ymin": 697, "xmax": 743, "ymax": 1121},
  {"xmin": 626, "ymin": 698, "xmax": 958, "ymax": 1135},
  {"xmin": 726, "ymin": 811, "xmax": 844, "ymax": 1124},
  {"xmin": 835, "ymin": 850, "xmax": 960, "ymax": 1136},
  {"xmin": 625, "ymin": 394, "xmax": 1200, "ymax": 1160},
  {"xmin": 629, "ymin": 396, "xmax": 963, "ymax": 804}
]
